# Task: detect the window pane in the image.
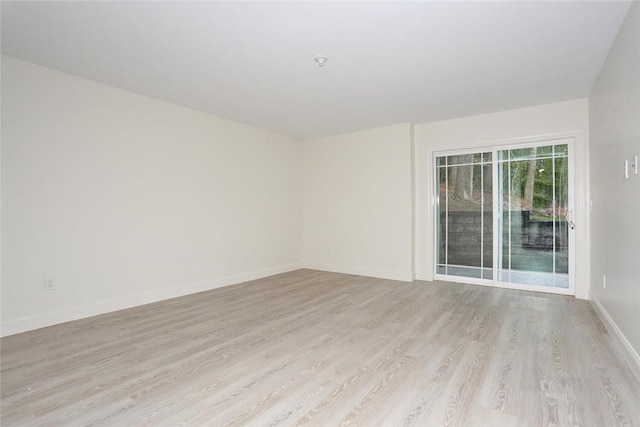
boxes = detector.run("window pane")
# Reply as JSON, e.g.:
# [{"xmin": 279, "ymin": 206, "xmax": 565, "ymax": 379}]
[
  {"xmin": 447, "ymin": 153, "xmax": 481, "ymax": 166},
  {"xmin": 436, "ymin": 152, "xmax": 492, "ymax": 279},
  {"xmin": 497, "ymin": 144, "xmax": 570, "ymax": 288},
  {"xmin": 510, "ymin": 148, "xmax": 535, "ymax": 160},
  {"xmin": 536, "ymin": 145, "xmax": 553, "ymax": 156},
  {"xmin": 555, "ymin": 144, "xmax": 568, "ymax": 156}
]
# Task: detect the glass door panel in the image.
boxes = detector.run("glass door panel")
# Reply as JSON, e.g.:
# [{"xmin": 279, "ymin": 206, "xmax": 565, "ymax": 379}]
[
  {"xmin": 436, "ymin": 152, "xmax": 493, "ymax": 280},
  {"xmin": 497, "ymin": 143, "xmax": 570, "ymax": 288}
]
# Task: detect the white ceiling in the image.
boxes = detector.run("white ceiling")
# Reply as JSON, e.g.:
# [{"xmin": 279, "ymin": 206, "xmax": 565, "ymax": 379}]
[{"xmin": 1, "ymin": 1, "xmax": 631, "ymax": 139}]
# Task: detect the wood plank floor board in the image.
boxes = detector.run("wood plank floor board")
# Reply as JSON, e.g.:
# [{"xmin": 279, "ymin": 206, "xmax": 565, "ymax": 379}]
[{"xmin": 2, "ymin": 269, "xmax": 639, "ymax": 426}]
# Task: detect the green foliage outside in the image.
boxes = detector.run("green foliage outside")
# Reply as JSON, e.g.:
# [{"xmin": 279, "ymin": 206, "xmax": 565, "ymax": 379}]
[{"xmin": 438, "ymin": 145, "xmax": 568, "ymax": 221}]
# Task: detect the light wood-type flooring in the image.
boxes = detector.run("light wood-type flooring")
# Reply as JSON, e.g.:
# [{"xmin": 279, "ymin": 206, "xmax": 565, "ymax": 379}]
[{"xmin": 2, "ymin": 269, "xmax": 639, "ymax": 426}]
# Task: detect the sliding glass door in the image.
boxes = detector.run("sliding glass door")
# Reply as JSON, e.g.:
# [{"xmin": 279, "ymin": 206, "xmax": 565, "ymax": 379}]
[{"xmin": 435, "ymin": 139, "xmax": 573, "ymax": 293}]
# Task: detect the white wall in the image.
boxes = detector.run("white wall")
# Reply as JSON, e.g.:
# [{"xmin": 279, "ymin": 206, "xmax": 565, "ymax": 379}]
[
  {"xmin": 589, "ymin": 3, "xmax": 640, "ymax": 376},
  {"xmin": 1, "ymin": 57, "xmax": 303, "ymax": 336},
  {"xmin": 414, "ymin": 99, "xmax": 590, "ymax": 298},
  {"xmin": 4, "ymin": 30, "xmax": 633, "ymax": 347},
  {"xmin": 302, "ymin": 124, "xmax": 414, "ymax": 281}
]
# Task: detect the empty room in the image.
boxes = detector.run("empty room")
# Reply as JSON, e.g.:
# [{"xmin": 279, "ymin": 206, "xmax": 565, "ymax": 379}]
[{"xmin": 1, "ymin": 1, "xmax": 639, "ymax": 426}]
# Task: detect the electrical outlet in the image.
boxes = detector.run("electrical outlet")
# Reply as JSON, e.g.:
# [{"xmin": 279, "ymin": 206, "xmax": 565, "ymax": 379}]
[
  {"xmin": 602, "ymin": 274, "xmax": 606, "ymax": 289},
  {"xmin": 44, "ymin": 277, "xmax": 56, "ymax": 291}
]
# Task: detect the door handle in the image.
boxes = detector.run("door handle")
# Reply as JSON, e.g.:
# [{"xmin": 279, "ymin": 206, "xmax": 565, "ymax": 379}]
[{"xmin": 565, "ymin": 210, "xmax": 575, "ymax": 230}]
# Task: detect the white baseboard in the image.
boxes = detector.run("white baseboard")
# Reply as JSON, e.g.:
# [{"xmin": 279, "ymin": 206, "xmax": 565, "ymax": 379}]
[
  {"xmin": 303, "ymin": 262, "xmax": 413, "ymax": 282},
  {"xmin": 590, "ymin": 295, "xmax": 640, "ymax": 383},
  {"xmin": 0, "ymin": 262, "xmax": 303, "ymax": 338},
  {"xmin": 415, "ymin": 272, "xmax": 432, "ymax": 281}
]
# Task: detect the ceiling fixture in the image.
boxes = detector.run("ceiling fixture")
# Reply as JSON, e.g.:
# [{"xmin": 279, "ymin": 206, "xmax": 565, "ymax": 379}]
[{"xmin": 314, "ymin": 55, "xmax": 328, "ymax": 67}]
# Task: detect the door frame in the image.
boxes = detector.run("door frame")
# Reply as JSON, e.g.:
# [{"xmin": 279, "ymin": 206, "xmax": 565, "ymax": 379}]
[{"xmin": 433, "ymin": 136, "xmax": 576, "ymax": 296}]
